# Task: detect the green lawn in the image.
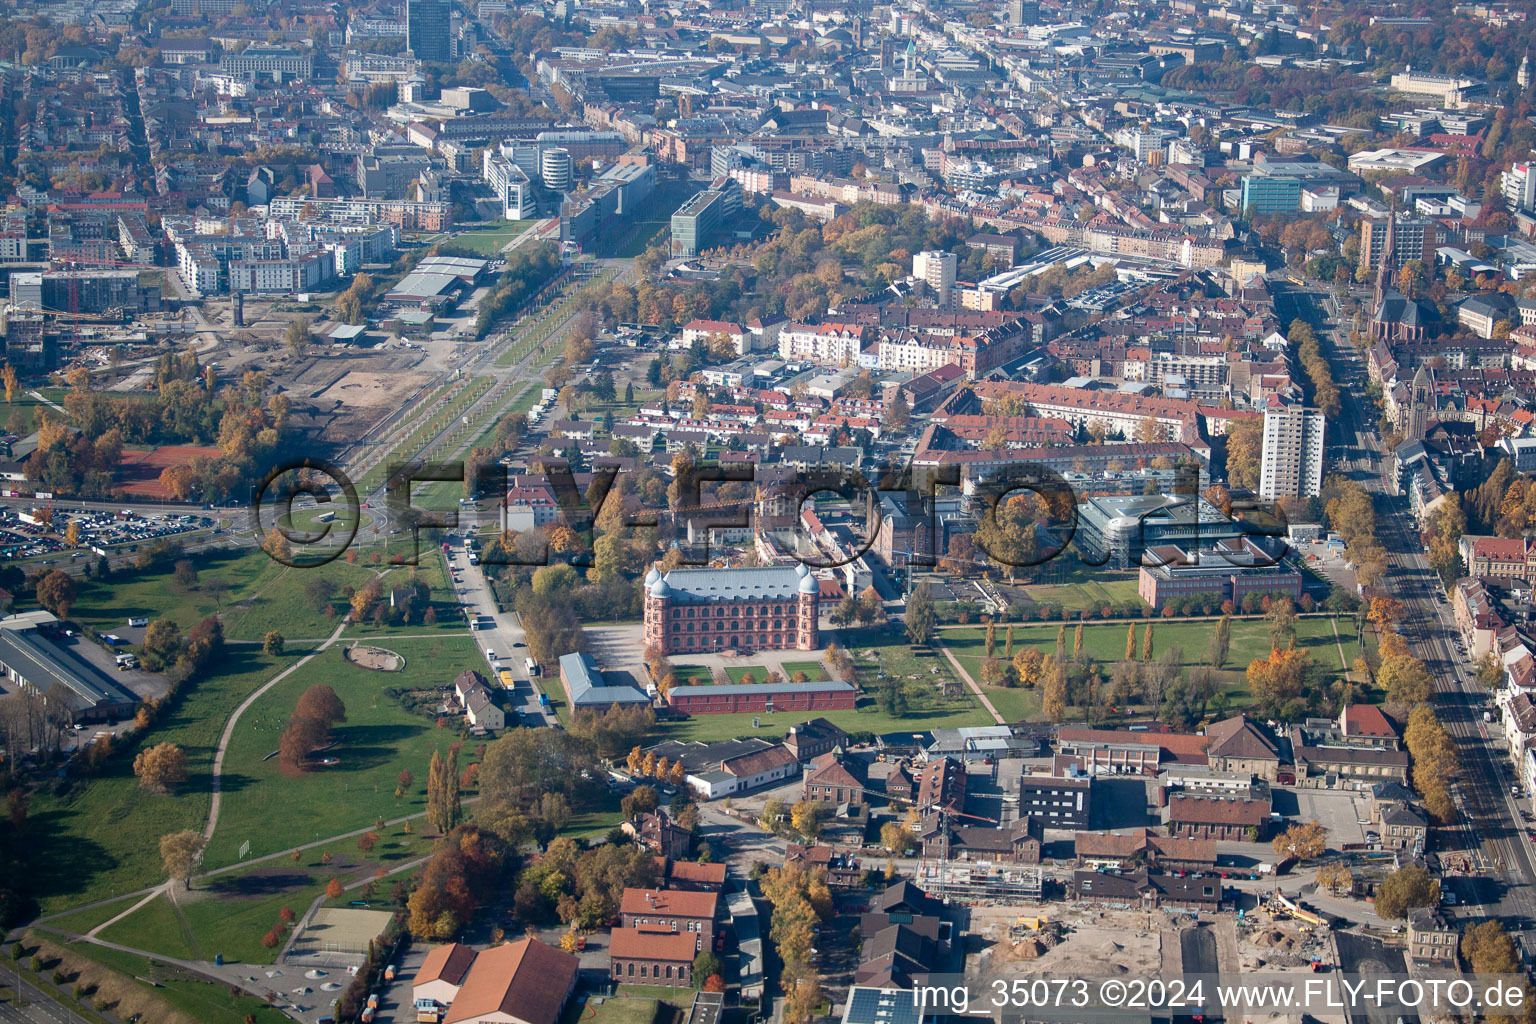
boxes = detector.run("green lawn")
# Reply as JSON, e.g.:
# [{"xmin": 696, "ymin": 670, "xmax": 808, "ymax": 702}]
[
  {"xmin": 452, "ymin": 221, "xmax": 537, "ymax": 256},
  {"xmin": 724, "ymin": 665, "xmax": 771, "ymax": 684},
  {"xmin": 940, "ymin": 615, "xmax": 1358, "ymax": 723},
  {"xmin": 1, "ymin": 387, "xmax": 69, "ymax": 435},
  {"xmin": 569, "ymin": 996, "xmax": 661, "ymax": 1024},
  {"xmin": 38, "ymin": 895, "xmax": 143, "ymax": 936},
  {"xmin": 1020, "ymin": 578, "xmax": 1141, "ymax": 614},
  {"xmin": 27, "ymin": 937, "xmax": 293, "ymax": 1024},
  {"xmin": 658, "ymin": 630, "xmax": 992, "ymax": 743},
  {"xmin": 178, "ymin": 879, "xmax": 319, "ymax": 965},
  {"xmin": 671, "ymin": 666, "xmax": 714, "ymax": 686},
  {"xmin": 781, "ymin": 660, "xmax": 829, "ymax": 681},
  {"xmin": 202, "ymin": 634, "xmax": 486, "ymax": 869},
  {"xmin": 27, "ymin": 646, "xmax": 301, "ymax": 914},
  {"xmin": 98, "ymin": 893, "xmax": 199, "ymax": 961},
  {"xmin": 69, "ymin": 544, "xmax": 463, "ymax": 644}
]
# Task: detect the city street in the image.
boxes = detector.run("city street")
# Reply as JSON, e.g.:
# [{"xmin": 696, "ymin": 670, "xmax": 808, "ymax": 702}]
[
  {"xmin": 1278, "ymin": 281, "xmax": 1536, "ymax": 953},
  {"xmin": 444, "ymin": 543, "xmax": 555, "ymax": 728}
]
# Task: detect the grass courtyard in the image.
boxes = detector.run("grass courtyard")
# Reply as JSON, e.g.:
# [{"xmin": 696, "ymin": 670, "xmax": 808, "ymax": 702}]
[
  {"xmin": 1019, "ymin": 578, "xmax": 1141, "ymax": 614},
  {"xmin": 656, "ymin": 630, "xmax": 992, "ymax": 744}
]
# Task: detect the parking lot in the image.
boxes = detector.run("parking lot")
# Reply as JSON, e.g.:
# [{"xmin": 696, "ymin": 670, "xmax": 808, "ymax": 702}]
[
  {"xmin": 0, "ymin": 504, "xmax": 214, "ymax": 564},
  {"xmin": 1280, "ymin": 787, "xmax": 1375, "ymax": 847}
]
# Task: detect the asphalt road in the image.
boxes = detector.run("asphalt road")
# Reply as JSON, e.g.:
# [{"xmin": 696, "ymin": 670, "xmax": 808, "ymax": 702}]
[
  {"xmin": 1277, "ymin": 282, "xmax": 1536, "ymax": 953},
  {"xmin": 445, "ymin": 543, "xmax": 555, "ymax": 727},
  {"xmin": 0, "ymin": 970, "xmax": 92, "ymax": 1024},
  {"xmin": 1333, "ymin": 931, "xmax": 1407, "ymax": 1024}
]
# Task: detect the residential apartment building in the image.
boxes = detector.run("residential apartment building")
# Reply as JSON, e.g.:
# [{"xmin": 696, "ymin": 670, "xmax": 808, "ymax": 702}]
[
  {"xmin": 1259, "ymin": 404, "xmax": 1325, "ymax": 500},
  {"xmin": 778, "ymin": 322, "xmax": 865, "ymax": 366},
  {"xmin": 912, "ymin": 250, "xmax": 957, "ymax": 305}
]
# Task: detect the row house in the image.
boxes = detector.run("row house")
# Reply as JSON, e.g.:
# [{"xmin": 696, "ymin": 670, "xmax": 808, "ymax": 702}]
[{"xmin": 778, "ymin": 322, "xmax": 865, "ymax": 366}]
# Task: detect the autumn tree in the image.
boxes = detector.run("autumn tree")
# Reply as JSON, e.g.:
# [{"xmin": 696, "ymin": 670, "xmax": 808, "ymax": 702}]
[
  {"xmin": 262, "ymin": 630, "xmax": 285, "ymax": 656},
  {"xmin": 906, "ymin": 582, "xmax": 935, "ymax": 644},
  {"xmin": 1209, "ymin": 615, "xmax": 1231, "ymax": 669},
  {"xmin": 1013, "ymin": 646, "xmax": 1044, "ymax": 688},
  {"xmin": 279, "ymin": 684, "xmax": 347, "ymax": 773},
  {"xmin": 35, "ymin": 570, "xmax": 75, "ymax": 617},
  {"xmin": 1374, "ymin": 865, "xmax": 1440, "ymax": 920},
  {"xmin": 1041, "ymin": 655, "xmax": 1067, "ymax": 721},
  {"xmin": 790, "ymin": 800, "xmax": 824, "ymax": 840},
  {"xmin": 285, "ymin": 317, "xmax": 312, "ymax": 356},
  {"xmin": 1462, "ymin": 919, "xmax": 1521, "ymax": 975},
  {"xmin": 160, "ymin": 830, "xmax": 204, "ymax": 889},
  {"xmin": 1315, "ymin": 861, "xmax": 1353, "ymax": 896},
  {"xmin": 1246, "ymin": 647, "xmax": 1314, "ymax": 719},
  {"xmin": 133, "ymin": 742, "xmax": 188, "ymax": 793},
  {"xmin": 1271, "ymin": 821, "xmax": 1327, "ymax": 862},
  {"xmin": 879, "ymin": 821, "xmax": 918, "ymax": 855}
]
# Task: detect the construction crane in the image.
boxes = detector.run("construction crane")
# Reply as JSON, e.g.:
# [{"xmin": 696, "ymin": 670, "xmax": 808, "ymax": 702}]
[{"xmin": 926, "ymin": 802, "xmax": 1000, "ymax": 900}]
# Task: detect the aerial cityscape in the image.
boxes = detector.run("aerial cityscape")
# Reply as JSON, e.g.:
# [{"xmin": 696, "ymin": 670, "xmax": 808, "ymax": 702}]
[{"xmin": 4, "ymin": 0, "xmax": 1536, "ymax": 1022}]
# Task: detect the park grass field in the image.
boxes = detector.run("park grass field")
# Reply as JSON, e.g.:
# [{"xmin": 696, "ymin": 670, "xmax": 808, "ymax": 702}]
[
  {"xmin": 26, "ymin": 647, "xmax": 300, "ymax": 914},
  {"xmin": 941, "ymin": 615, "xmax": 1358, "ymax": 723},
  {"xmin": 0, "ymin": 387, "xmax": 69, "ymax": 435},
  {"xmin": 97, "ymin": 893, "xmax": 199, "ymax": 961},
  {"xmin": 781, "ymin": 660, "xmax": 829, "ymax": 681},
  {"xmin": 37, "ymin": 895, "xmax": 143, "ymax": 937},
  {"xmin": 201, "ymin": 634, "xmax": 484, "ymax": 869}
]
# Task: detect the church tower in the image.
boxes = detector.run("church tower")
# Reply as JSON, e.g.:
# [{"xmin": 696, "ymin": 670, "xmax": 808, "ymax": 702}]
[
  {"xmin": 1521, "ymin": 53, "xmax": 1531, "ymax": 90},
  {"xmin": 1373, "ymin": 202, "xmax": 1397, "ymax": 313},
  {"xmin": 1407, "ymin": 364, "xmax": 1433, "ymax": 442}
]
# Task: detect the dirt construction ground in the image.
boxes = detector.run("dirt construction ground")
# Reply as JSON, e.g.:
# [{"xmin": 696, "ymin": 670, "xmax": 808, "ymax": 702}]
[{"xmin": 967, "ymin": 904, "xmax": 1169, "ymax": 979}]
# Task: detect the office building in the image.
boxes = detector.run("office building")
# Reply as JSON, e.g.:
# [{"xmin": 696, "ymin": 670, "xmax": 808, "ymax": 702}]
[
  {"xmin": 1239, "ymin": 175, "xmax": 1301, "ymax": 215},
  {"xmin": 1259, "ymin": 404, "xmax": 1325, "ymax": 500},
  {"xmin": 1007, "ymin": 0, "xmax": 1038, "ymax": 24},
  {"xmin": 540, "ymin": 148, "xmax": 573, "ymax": 192},
  {"xmin": 1360, "ymin": 215, "xmax": 1439, "ymax": 271},
  {"xmin": 1076, "ymin": 493, "xmax": 1248, "ymax": 568},
  {"xmin": 482, "ymin": 148, "xmax": 538, "ymax": 220},
  {"xmin": 670, "ymin": 187, "xmax": 736, "ymax": 258},
  {"xmin": 407, "ymin": 0, "xmax": 452, "ymax": 62},
  {"xmin": 912, "ymin": 250, "xmax": 957, "ymax": 305},
  {"xmin": 1016, "ymin": 773, "xmax": 1092, "ymax": 828}
]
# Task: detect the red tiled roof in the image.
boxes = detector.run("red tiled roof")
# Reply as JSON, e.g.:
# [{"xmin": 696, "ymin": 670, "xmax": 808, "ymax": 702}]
[
  {"xmin": 1342, "ymin": 703, "xmax": 1398, "ymax": 739},
  {"xmin": 609, "ymin": 928, "xmax": 698, "ymax": 962},
  {"xmin": 414, "ymin": 943, "xmax": 476, "ymax": 989},
  {"xmin": 620, "ymin": 888, "xmax": 718, "ymax": 919},
  {"xmin": 443, "ymin": 938, "xmax": 577, "ymax": 1024}
]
